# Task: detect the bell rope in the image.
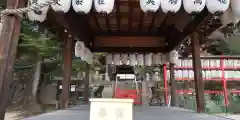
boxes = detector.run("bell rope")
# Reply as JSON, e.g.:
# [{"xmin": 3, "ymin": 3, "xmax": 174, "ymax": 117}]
[{"xmin": 0, "ymin": 0, "xmax": 58, "ymax": 19}]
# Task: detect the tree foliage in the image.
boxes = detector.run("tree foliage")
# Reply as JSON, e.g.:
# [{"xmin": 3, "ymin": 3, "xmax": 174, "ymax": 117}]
[{"xmin": 17, "ymin": 20, "xmax": 61, "ymax": 60}]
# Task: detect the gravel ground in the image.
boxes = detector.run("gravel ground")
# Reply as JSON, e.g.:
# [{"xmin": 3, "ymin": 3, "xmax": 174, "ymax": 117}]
[{"xmin": 24, "ymin": 106, "xmax": 234, "ymax": 120}]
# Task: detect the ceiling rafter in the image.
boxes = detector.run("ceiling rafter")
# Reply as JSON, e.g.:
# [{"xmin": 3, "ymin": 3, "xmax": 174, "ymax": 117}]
[
  {"xmin": 116, "ymin": 0, "xmax": 121, "ymax": 32},
  {"xmin": 148, "ymin": 12, "xmax": 157, "ymax": 32},
  {"xmin": 128, "ymin": 0, "xmax": 133, "ymax": 31},
  {"xmin": 47, "ymin": 10, "xmax": 91, "ymax": 44},
  {"xmin": 138, "ymin": 12, "xmax": 144, "ymax": 33},
  {"xmin": 165, "ymin": 8, "xmax": 214, "ymax": 52}
]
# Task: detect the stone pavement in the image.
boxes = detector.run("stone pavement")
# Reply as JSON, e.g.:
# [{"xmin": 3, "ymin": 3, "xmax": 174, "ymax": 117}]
[
  {"xmin": 25, "ymin": 105, "xmax": 233, "ymax": 120},
  {"xmin": 217, "ymin": 114, "xmax": 240, "ymax": 120}
]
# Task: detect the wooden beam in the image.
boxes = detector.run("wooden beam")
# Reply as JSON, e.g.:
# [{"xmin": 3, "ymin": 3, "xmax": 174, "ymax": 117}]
[
  {"xmin": 148, "ymin": 13, "xmax": 157, "ymax": 32},
  {"xmin": 191, "ymin": 33, "xmax": 205, "ymax": 113},
  {"xmin": 48, "ymin": 10, "xmax": 92, "ymax": 45},
  {"xmin": 60, "ymin": 31, "xmax": 73, "ymax": 109},
  {"xmin": 92, "ymin": 47, "xmax": 165, "ymax": 53},
  {"xmin": 93, "ymin": 36, "xmax": 165, "ymax": 47},
  {"xmin": 165, "ymin": 8, "xmax": 211, "ymax": 52},
  {"xmin": 0, "ymin": 0, "xmax": 24, "ymax": 119},
  {"xmin": 94, "ymin": 31, "xmax": 161, "ymax": 36},
  {"xmin": 128, "ymin": 0, "xmax": 133, "ymax": 31},
  {"xmin": 105, "ymin": 15, "xmax": 111, "ymax": 32},
  {"xmin": 138, "ymin": 12, "xmax": 144, "ymax": 33},
  {"xmin": 116, "ymin": 0, "xmax": 120, "ymax": 32}
]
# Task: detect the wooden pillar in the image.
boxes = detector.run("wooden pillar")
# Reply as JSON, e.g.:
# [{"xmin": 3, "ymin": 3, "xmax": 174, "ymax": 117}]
[
  {"xmin": 163, "ymin": 64, "xmax": 169, "ymax": 106},
  {"xmin": 83, "ymin": 63, "xmax": 90, "ymax": 103},
  {"xmin": 56, "ymin": 80, "xmax": 61, "ymax": 109},
  {"xmin": 0, "ymin": 0, "xmax": 24, "ymax": 119},
  {"xmin": 191, "ymin": 33, "xmax": 205, "ymax": 113},
  {"xmin": 60, "ymin": 31, "xmax": 73, "ymax": 109},
  {"xmin": 169, "ymin": 63, "xmax": 177, "ymax": 106}
]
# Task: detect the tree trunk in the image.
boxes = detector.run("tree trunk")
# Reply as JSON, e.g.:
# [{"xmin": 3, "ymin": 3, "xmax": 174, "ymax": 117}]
[
  {"xmin": 36, "ymin": 78, "xmax": 46, "ymax": 112},
  {"xmin": 32, "ymin": 59, "xmax": 42, "ymax": 102},
  {"xmin": 83, "ymin": 63, "xmax": 90, "ymax": 103}
]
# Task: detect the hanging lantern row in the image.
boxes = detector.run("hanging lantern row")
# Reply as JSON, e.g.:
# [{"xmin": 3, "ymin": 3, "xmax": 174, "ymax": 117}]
[
  {"xmin": 141, "ymin": 0, "xmax": 231, "ymax": 15},
  {"xmin": 75, "ymin": 41, "xmax": 93, "ymax": 64},
  {"xmin": 27, "ymin": 0, "xmax": 240, "ymax": 23},
  {"xmin": 27, "ymin": 0, "xmax": 115, "ymax": 22},
  {"xmin": 105, "ymin": 53, "xmax": 172, "ymax": 66}
]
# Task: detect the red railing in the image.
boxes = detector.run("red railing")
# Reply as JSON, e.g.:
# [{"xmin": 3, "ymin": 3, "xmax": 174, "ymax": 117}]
[
  {"xmin": 163, "ymin": 56, "xmax": 240, "ymax": 106},
  {"xmin": 114, "ymin": 88, "xmax": 142, "ymax": 104}
]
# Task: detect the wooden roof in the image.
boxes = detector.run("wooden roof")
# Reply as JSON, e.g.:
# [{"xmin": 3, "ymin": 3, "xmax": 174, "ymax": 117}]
[{"xmin": 45, "ymin": 0, "xmax": 222, "ymax": 53}]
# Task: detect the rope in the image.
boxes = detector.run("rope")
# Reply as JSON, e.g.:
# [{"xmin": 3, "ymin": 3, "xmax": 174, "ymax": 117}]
[{"xmin": 0, "ymin": 0, "xmax": 58, "ymax": 19}]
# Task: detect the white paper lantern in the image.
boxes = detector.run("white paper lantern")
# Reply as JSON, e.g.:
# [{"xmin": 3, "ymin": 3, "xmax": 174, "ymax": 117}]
[
  {"xmin": 205, "ymin": 70, "xmax": 211, "ymax": 79},
  {"xmin": 176, "ymin": 70, "xmax": 182, "ymax": 78},
  {"xmin": 153, "ymin": 53, "xmax": 162, "ymax": 65},
  {"xmin": 209, "ymin": 59, "xmax": 216, "ymax": 67},
  {"xmin": 161, "ymin": 54, "xmax": 169, "ymax": 64},
  {"xmin": 203, "ymin": 59, "xmax": 210, "ymax": 68},
  {"xmin": 206, "ymin": 0, "xmax": 229, "ymax": 14},
  {"xmin": 167, "ymin": 70, "xmax": 170, "ymax": 79},
  {"xmin": 235, "ymin": 71, "xmax": 240, "ymax": 78},
  {"xmin": 181, "ymin": 59, "xmax": 186, "ymax": 67},
  {"xmin": 106, "ymin": 53, "xmax": 113, "ymax": 65},
  {"xmin": 153, "ymin": 72, "xmax": 160, "ymax": 81},
  {"xmin": 121, "ymin": 54, "xmax": 128, "ymax": 65},
  {"xmin": 94, "ymin": 0, "xmax": 114, "ymax": 14},
  {"xmin": 176, "ymin": 59, "xmax": 181, "ymax": 67},
  {"xmin": 129, "ymin": 54, "xmax": 136, "ymax": 66},
  {"xmin": 113, "ymin": 54, "xmax": 121, "ymax": 65},
  {"xmin": 234, "ymin": 59, "xmax": 240, "ymax": 68},
  {"xmin": 137, "ymin": 54, "xmax": 144, "ymax": 66},
  {"xmin": 72, "ymin": 0, "xmax": 93, "ymax": 14},
  {"xmin": 231, "ymin": 0, "xmax": 240, "ymax": 23},
  {"xmin": 88, "ymin": 53, "xmax": 93, "ymax": 64},
  {"xmin": 169, "ymin": 50, "xmax": 178, "ymax": 64},
  {"xmin": 216, "ymin": 70, "xmax": 222, "ymax": 78},
  {"xmin": 160, "ymin": 0, "xmax": 182, "ymax": 13},
  {"xmin": 211, "ymin": 70, "xmax": 217, "ymax": 78},
  {"xmin": 75, "ymin": 41, "xmax": 85, "ymax": 58},
  {"xmin": 227, "ymin": 59, "xmax": 234, "ymax": 68},
  {"xmin": 93, "ymin": 70, "xmax": 100, "ymax": 81},
  {"xmin": 220, "ymin": 8, "xmax": 235, "ymax": 26},
  {"xmin": 182, "ymin": 70, "xmax": 189, "ymax": 78},
  {"xmin": 183, "ymin": 0, "xmax": 206, "ymax": 14},
  {"xmin": 225, "ymin": 71, "xmax": 231, "ymax": 78},
  {"xmin": 202, "ymin": 71, "xmax": 206, "ymax": 78},
  {"xmin": 51, "ymin": 0, "xmax": 71, "ymax": 13},
  {"xmin": 140, "ymin": 0, "xmax": 161, "ymax": 12},
  {"xmin": 27, "ymin": 0, "xmax": 49, "ymax": 22},
  {"xmin": 144, "ymin": 53, "xmax": 153, "ymax": 66},
  {"xmin": 189, "ymin": 70, "xmax": 194, "ymax": 78},
  {"xmin": 82, "ymin": 47, "xmax": 93, "ymax": 64}
]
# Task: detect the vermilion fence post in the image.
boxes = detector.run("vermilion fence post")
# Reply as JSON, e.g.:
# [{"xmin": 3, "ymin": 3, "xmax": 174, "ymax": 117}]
[
  {"xmin": 163, "ymin": 64, "xmax": 168, "ymax": 106},
  {"xmin": 220, "ymin": 57, "xmax": 228, "ymax": 108}
]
